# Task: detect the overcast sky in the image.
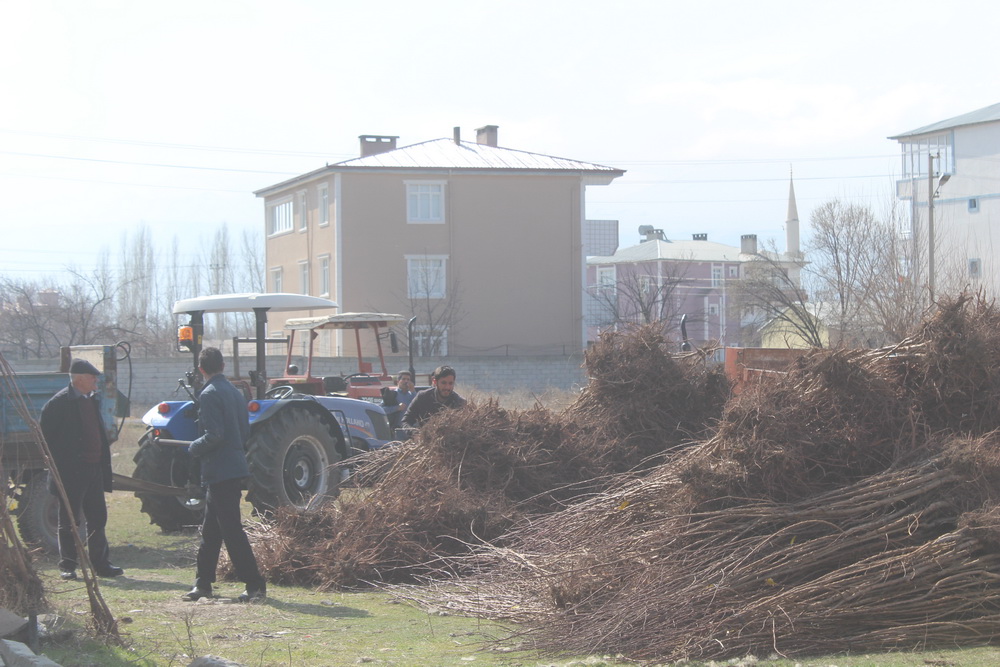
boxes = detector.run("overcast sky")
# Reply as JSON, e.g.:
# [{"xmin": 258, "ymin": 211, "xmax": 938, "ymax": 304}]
[{"xmin": 2, "ymin": 0, "xmax": 998, "ymax": 282}]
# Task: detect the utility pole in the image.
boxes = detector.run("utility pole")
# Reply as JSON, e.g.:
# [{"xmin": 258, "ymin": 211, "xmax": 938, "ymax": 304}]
[{"xmin": 928, "ymin": 152, "xmax": 936, "ymax": 302}]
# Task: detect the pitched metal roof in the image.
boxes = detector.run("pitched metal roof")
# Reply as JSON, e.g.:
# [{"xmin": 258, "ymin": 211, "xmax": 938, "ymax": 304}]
[
  {"xmin": 588, "ymin": 239, "xmax": 750, "ymax": 264},
  {"xmin": 255, "ymin": 138, "xmax": 624, "ymax": 196},
  {"xmin": 588, "ymin": 238, "xmax": 798, "ymax": 265},
  {"xmin": 337, "ymin": 138, "xmax": 623, "ymax": 173},
  {"xmin": 889, "ymin": 102, "xmax": 1000, "ymax": 140}
]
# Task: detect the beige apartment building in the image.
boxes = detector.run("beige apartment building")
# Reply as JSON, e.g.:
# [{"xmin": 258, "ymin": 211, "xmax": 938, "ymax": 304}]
[{"xmin": 254, "ymin": 126, "xmax": 624, "ymax": 358}]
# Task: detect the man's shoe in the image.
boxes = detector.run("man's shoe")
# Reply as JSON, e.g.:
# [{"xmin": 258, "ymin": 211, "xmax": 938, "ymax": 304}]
[
  {"xmin": 181, "ymin": 586, "xmax": 213, "ymax": 602},
  {"xmin": 237, "ymin": 588, "xmax": 266, "ymax": 603},
  {"xmin": 59, "ymin": 570, "xmax": 77, "ymax": 581},
  {"xmin": 95, "ymin": 565, "xmax": 124, "ymax": 577}
]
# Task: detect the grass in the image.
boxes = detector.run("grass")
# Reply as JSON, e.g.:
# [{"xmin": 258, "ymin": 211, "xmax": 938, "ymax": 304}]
[{"xmin": 19, "ymin": 415, "xmax": 1000, "ymax": 666}]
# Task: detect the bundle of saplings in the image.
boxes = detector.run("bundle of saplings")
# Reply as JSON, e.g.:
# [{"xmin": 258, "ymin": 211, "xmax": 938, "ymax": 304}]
[{"xmin": 414, "ymin": 295, "xmax": 1000, "ymax": 662}]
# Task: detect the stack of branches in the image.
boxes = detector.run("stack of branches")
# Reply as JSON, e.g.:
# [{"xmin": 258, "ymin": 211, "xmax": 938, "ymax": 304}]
[
  {"xmin": 408, "ymin": 294, "xmax": 1000, "ymax": 662},
  {"xmin": 251, "ymin": 401, "xmax": 607, "ymax": 588},
  {"xmin": 251, "ymin": 324, "xmax": 725, "ymax": 589},
  {"xmin": 568, "ymin": 324, "xmax": 730, "ymax": 473}
]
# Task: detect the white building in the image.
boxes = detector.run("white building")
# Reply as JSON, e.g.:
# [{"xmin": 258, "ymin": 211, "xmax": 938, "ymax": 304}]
[{"xmin": 890, "ymin": 103, "xmax": 1000, "ymax": 297}]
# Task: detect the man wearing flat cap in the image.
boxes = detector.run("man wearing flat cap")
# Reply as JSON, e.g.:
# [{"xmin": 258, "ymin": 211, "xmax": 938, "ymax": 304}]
[{"xmin": 39, "ymin": 358, "xmax": 124, "ymax": 580}]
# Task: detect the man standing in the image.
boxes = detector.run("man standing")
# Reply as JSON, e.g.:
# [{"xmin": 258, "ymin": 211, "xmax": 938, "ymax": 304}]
[
  {"xmin": 40, "ymin": 358, "xmax": 124, "ymax": 580},
  {"xmin": 402, "ymin": 365, "xmax": 467, "ymax": 427},
  {"xmin": 181, "ymin": 347, "xmax": 266, "ymax": 603},
  {"xmin": 383, "ymin": 370, "xmax": 418, "ymax": 431}
]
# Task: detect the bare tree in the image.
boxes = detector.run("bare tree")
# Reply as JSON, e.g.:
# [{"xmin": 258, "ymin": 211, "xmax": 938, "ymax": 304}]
[
  {"xmin": 401, "ymin": 256, "xmax": 464, "ymax": 356},
  {"xmin": 732, "ymin": 247, "xmax": 823, "ymax": 348},
  {"xmin": 586, "ymin": 262, "xmax": 688, "ymax": 336}
]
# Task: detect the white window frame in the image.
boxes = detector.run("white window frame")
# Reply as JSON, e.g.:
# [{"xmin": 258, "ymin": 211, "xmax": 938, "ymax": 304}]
[
  {"xmin": 319, "ymin": 254, "xmax": 330, "ymax": 296},
  {"xmin": 319, "ymin": 184, "xmax": 330, "ymax": 227},
  {"xmin": 268, "ymin": 198, "xmax": 293, "ymax": 236},
  {"xmin": 728, "ymin": 265, "xmax": 738, "ymax": 278},
  {"xmin": 596, "ymin": 266, "xmax": 616, "ymax": 288},
  {"xmin": 270, "ymin": 267, "xmax": 283, "ymax": 292},
  {"xmin": 298, "ymin": 260, "xmax": 310, "ymax": 295},
  {"xmin": 405, "ymin": 181, "xmax": 446, "ymax": 224},
  {"xmin": 412, "ymin": 324, "xmax": 448, "ymax": 356},
  {"xmin": 406, "ymin": 255, "xmax": 448, "ymax": 299},
  {"xmin": 711, "ymin": 266, "xmax": 723, "ymax": 288},
  {"xmin": 298, "ymin": 190, "xmax": 308, "ymax": 232},
  {"xmin": 708, "ymin": 303, "xmax": 719, "ymax": 316}
]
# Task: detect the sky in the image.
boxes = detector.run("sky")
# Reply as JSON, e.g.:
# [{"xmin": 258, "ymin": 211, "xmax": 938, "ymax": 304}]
[{"xmin": 2, "ymin": 0, "xmax": 999, "ymax": 282}]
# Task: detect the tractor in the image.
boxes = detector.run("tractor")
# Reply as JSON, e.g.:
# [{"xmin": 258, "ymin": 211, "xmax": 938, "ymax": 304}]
[{"xmin": 132, "ymin": 293, "xmax": 401, "ymax": 531}]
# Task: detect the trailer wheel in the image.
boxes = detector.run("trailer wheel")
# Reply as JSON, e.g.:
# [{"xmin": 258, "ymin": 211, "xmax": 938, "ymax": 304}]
[
  {"xmin": 132, "ymin": 431, "xmax": 204, "ymax": 531},
  {"xmin": 16, "ymin": 474, "xmax": 84, "ymax": 555},
  {"xmin": 246, "ymin": 407, "xmax": 341, "ymax": 513}
]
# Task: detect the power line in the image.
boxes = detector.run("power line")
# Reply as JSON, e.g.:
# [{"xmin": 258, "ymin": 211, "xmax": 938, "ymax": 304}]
[
  {"xmin": 0, "ymin": 150, "xmax": 301, "ymax": 175},
  {"xmin": 0, "ymin": 127, "xmax": 352, "ymax": 159}
]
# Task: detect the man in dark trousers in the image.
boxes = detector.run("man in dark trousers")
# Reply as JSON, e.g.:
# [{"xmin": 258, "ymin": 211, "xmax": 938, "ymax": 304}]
[
  {"xmin": 181, "ymin": 347, "xmax": 266, "ymax": 603},
  {"xmin": 402, "ymin": 365, "xmax": 467, "ymax": 427},
  {"xmin": 40, "ymin": 358, "xmax": 124, "ymax": 580}
]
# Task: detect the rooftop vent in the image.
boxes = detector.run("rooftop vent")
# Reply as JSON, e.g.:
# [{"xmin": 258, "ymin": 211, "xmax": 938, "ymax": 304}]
[
  {"xmin": 638, "ymin": 225, "xmax": 666, "ymax": 242},
  {"xmin": 693, "ymin": 233, "xmax": 707, "ymax": 241},
  {"xmin": 359, "ymin": 135, "xmax": 399, "ymax": 157},
  {"xmin": 741, "ymin": 234, "xmax": 758, "ymax": 255}
]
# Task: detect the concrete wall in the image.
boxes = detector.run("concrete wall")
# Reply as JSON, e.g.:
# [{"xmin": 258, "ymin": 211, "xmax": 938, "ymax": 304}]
[{"xmin": 8, "ymin": 354, "xmax": 588, "ymax": 412}]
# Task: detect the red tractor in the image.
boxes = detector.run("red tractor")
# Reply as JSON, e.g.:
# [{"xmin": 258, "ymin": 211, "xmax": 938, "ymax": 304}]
[{"xmin": 267, "ymin": 312, "xmax": 414, "ymax": 402}]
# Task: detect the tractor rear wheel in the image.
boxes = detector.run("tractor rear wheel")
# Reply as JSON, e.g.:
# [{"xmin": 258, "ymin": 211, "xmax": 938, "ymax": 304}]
[
  {"xmin": 132, "ymin": 431, "xmax": 204, "ymax": 531},
  {"xmin": 15, "ymin": 473, "xmax": 84, "ymax": 555},
  {"xmin": 245, "ymin": 407, "xmax": 341, "ymax": 513}
]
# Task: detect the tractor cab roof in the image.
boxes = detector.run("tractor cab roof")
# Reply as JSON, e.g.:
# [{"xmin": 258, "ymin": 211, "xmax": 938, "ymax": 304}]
[
  {"xmin": 284, "ymin": 312, "xmax": 407, "ymax": 331},
  {"xmin": 173, "ymin": 293, "xmax": 339, "ymax": 315}
]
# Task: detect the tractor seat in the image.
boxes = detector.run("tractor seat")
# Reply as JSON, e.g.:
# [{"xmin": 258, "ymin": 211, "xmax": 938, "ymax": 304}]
[{"xmin": 323, "ymin": 376, "xmax": 347, "ymax": 393}]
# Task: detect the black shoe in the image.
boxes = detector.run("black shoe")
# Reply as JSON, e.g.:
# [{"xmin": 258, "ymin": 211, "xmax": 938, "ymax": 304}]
[
  {"xmin": 237, "ymin": 587, "xmax": 266, "ymax": 603},
  {"xmin": 59, "ymin": 570, "xmax": 77, "ymax": 580},
  {"xmin": 181, "ymin": 586, "xmax": 213, "ymax": 601},
  {"xmin": 95, "ymin": 565, "xmax": 124, "ymax": 577}
]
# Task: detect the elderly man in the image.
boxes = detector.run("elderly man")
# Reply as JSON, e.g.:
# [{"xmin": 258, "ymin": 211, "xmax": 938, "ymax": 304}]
[{"xmin": 40, "ymin": 358, "xmax": 124, "ymax": 580}]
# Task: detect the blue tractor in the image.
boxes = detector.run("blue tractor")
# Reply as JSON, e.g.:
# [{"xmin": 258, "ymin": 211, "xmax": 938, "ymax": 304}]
[{"xmin": 132, "ymin": 293, "xmax": 398, "ymax": 531}]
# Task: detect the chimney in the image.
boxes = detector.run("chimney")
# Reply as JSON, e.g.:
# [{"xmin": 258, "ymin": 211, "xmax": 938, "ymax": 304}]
[
  {"xmin": 358, "ymin": 135, "xmax": 399, "ymax": 157},
  {"xmin": 476, "ymin": 124, "xmax": 499, "ymax": 147},
  {"xmin": 740, "ymin": 234, "xmax": 758, "ymax": 255},
  {"xmin": 453, "ymin": 127, "xmax": 461, "ymax": 145},
  {"xmin": 692, "ymin": 233, "xmax": 707, "ymax": 241}
]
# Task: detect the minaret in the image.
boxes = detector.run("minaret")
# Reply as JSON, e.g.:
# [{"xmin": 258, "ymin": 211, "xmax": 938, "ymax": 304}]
[{"xmin": 786, "ymin": 168, "xmax": 801, "ymax": 258}]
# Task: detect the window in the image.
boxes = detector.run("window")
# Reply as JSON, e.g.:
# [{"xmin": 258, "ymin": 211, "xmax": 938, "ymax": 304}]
[
  {"xmin": 319, "ymin": 255, "xmax": 330, "ymax": 296},
  {"xmin": 319, "ymin": 184, "xmax": 330, "ymax": 226},
  {"xmin": 639, "ymin": 275, "xmax": 653, "ymax": 294},
  {"xmin": 268, "ymin": 199, "xmax": 293, "ymax": 235},
  {"xmin": 708, "ymin": 304, "xmax": 719, "ymax": 316},
  {"xmin": 728, "ymin": 265, "xmax": 738, "ymax": 278},
  {"xmin": 270, "ymin": 267, "xmax": 283, "ymax": 292},
  {"xmin": 899, "ymin": 134, "xmax": 954, "ymax": 179},
  {"xmin": 406, "ymin": 181, "xmax": 445, "ymax": 223},
  {"xmin": 298, "ymin": 261, "xmax": 309, "ymax": 295},
  {"xmin": 298, "ymin": 191, "xmax": 308, "ymax": 231},
  {"xmin": 711, "ymin": 266, "xmax": 723, "ymax": 288},
  {"xmin": 411, "ymin": 324, "xmax": 448, "ymax": 356},
  {"xmin": 596, "ymin": 266, "xmax": 616, "ymax": 288},
  {"xmin": 407, "ymin": 256, "xmax": 448, "ymax": 299},
  {"xmin": 969, "ymin": 198, "xmax": 980, "ymax": 213},
  {"xmin": 970, "ymin": 258, "xmax": 982, "ymax": 280}
]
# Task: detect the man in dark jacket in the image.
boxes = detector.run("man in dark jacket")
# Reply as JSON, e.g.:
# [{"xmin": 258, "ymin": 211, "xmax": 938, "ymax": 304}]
[
  {"xmin": 402, "ymin": 365, "xmax": 467, "ymax": 427},
  {"xmin": 40, "ymin": 358, "xmax": 124, "ymax": 580},
  {"xmin": 181, "ymin": 347, "xmax": 266, "ymax": 603}
]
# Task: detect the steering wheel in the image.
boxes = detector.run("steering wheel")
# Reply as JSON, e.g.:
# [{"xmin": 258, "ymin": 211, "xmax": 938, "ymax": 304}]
[{"xmin": 264, "ymin": 385, "xmax": 296, "ymax": 399}]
